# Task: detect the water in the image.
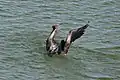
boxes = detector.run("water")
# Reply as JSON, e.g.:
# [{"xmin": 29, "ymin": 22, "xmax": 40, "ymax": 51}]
[{"xmin": 0, "ymin": 0, "xmax": 120, "ymax": 80}]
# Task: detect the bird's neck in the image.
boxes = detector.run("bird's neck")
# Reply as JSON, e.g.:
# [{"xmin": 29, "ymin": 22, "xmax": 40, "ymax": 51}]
[{"xmin": 49, "ymin": 29, "xmax": 57, "ymax": 40}]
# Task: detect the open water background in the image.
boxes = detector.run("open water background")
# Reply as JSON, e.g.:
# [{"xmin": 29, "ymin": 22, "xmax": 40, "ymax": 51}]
[{"xmin": 0, "ymin": 0, "xmax": 120, "ymax": 80}]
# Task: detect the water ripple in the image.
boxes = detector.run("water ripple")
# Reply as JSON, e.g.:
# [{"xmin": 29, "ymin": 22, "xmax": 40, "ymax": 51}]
[{"xmin": 0, "ymin": 0, "xmax": 120, "ymax": 80}]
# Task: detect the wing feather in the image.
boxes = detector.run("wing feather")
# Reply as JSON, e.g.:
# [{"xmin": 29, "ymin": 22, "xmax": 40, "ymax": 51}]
[
  {"xmin": 63, "ymin": 24, "xmax": 89, "ymax": 54},
  {"xmin": 70, "ymin": 24, "xmax": 89, "ymax": 42}
]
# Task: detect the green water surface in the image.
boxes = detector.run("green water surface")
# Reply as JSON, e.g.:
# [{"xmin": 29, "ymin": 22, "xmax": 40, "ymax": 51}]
[{"xmin": 0, "ymin": 0, "xmax": 120, "ymax": 80}]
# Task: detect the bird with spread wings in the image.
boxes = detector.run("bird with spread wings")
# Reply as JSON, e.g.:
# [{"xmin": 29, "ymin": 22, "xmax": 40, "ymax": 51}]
[{"xmin": 46, "ymin": 23, "xmax": 89, "ymax": 57}]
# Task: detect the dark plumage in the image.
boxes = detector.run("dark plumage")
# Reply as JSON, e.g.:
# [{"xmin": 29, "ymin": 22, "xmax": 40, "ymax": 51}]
[
  {"xmin": 46, "ymin": 24, "xmax": 59, "ymax": 57},
  {"xmin": 46, "ymin": 24, "xmax": 89, "ymax": 57},
  {"xmin": 70, "ymin": 24, "xmax": 89, "ymax": 43}
]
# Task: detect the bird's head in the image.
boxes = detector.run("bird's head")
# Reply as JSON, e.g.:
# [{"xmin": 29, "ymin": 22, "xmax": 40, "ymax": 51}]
[{"xmin": 52, "ymin": 24, "xmax": 59, "ymax": 30}]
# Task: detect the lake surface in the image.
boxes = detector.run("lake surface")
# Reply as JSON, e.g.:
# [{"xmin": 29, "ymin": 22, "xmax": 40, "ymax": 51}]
[{"xmin": 0, "ymin": 0, "xmax": 120, "ymax": 80}]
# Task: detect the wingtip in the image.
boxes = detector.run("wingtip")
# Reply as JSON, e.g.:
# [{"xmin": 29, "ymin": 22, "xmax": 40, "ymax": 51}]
[
  {"xmin": 82, "ymin": 23, "xmax": 89, "ymax": 29},
  {"xmin": 88, "ymin": 21, "xmax": 90, "ymax": 23}
]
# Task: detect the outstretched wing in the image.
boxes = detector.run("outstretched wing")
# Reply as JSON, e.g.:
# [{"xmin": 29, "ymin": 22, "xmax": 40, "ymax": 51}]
[
  {"xmin": 63, "ymin": 24, "xmax": 89, "ymax": 54},
  {"xmin": 69, "ymin": 24, "xmax": 89, "ymax": 43}
]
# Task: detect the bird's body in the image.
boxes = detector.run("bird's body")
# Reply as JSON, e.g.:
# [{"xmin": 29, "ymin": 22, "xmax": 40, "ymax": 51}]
[{"xmin": 46, "ymin": 24, "xmax": 89, "ymax": 57}]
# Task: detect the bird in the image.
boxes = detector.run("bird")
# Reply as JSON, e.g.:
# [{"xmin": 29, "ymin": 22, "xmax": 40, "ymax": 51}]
[{"xmin": 46, "ymin": 23, "xmax": 89, "ymax": 57}]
